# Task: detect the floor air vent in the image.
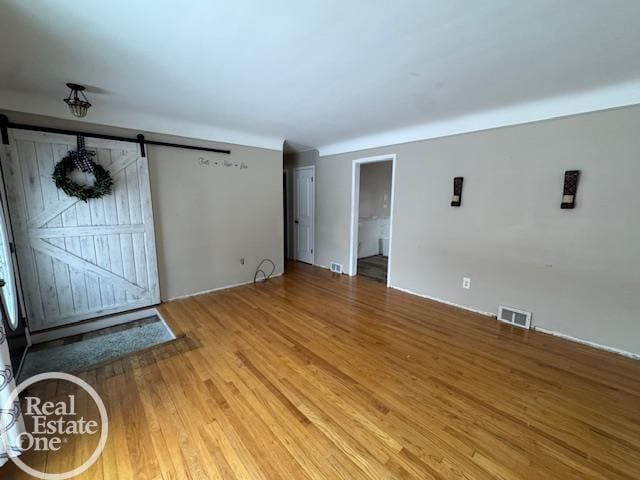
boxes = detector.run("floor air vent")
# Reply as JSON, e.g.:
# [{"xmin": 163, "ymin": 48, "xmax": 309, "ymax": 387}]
[
  {"xmin": 330, "ymin": 262, "xmax": 343, "ymax": 274},
  {"xmin": 497, "ymin": 305, "xmax": 532, "ymax": 329}
]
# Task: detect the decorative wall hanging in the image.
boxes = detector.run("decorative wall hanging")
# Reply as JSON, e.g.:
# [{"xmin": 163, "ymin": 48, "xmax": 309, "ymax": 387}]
[
  {"xmin": 561, "ymin": 170, "xmax": 580, "ymax": 209},
  {"xmin": 53, "ymin": 136, "xmax": 113, "ymax": 202},
  {"xmin": 63, "ymin": 83, "xmax": 92, "ymax": 118},
  {"xmin": 450, "ymin": 177, "xmax": 463, "ymax": 207}
]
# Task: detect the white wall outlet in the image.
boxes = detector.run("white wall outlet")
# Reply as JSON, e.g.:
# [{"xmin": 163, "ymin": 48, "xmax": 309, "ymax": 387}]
[{"xmin": 462, "ymin": 277, "xmax": 471, "ymax": 289}]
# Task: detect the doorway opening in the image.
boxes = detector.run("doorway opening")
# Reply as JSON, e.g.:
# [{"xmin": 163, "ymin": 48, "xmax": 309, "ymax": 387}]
[
  {"xmin": 349, "ymin": 155, "xmax": 396, "ymax": 285},
  {"xmin": 293, "ymin": 166, "xmax": 315, "ymax": 264},
  {"xmin": 283, "ymin": 169, "xmax": 288, "ymax": 265},
  {"xmin": 283, "ymin": 143, "xmax": 318, "ymax": 266}
]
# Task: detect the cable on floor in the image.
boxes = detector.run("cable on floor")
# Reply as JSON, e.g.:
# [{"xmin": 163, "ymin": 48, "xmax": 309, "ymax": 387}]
[{"xmin": 254, "ymin": 259, "xmax": 276, "ymax": 283}]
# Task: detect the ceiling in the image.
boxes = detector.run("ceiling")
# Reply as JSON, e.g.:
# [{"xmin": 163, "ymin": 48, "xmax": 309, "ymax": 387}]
[{"xmin": 1, "ymin": 0, "xmax": 639, "ymax": 155}]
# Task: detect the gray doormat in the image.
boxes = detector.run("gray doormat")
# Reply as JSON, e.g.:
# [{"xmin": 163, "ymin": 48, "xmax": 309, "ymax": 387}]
[{"xmin": 19, "ymin": 315, "xmax": 175, "ymax": 382}]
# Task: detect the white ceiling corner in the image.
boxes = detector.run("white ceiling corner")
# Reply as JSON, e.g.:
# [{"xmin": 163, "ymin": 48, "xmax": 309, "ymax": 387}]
[{"xmin": 317, "ymin": 79, "xmax": 640, "ymax": 156}]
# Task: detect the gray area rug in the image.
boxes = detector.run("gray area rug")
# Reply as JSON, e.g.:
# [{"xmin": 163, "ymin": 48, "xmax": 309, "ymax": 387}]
[{"xmin": 19, "ymin": 316, "xmax": 174, "ymax": 382}]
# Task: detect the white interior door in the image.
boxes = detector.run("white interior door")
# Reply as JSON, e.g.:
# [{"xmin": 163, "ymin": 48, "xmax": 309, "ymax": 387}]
[
  {"xmin": 293, "ymin": 167, "xmax": 314, "ymax": 264},
  {"xmin": 0, "ymin": 130, "xmax": 160, "ymax": 331}
]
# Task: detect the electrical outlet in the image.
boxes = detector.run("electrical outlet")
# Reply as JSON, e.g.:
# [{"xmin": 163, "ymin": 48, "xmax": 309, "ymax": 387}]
[
  {"xmin": 462, "ymin": 277, "xmax": 471, "ymax": 289},
  {"xmin": 240, "ymin": 257, "xmax": 245, "ymax": 265}
]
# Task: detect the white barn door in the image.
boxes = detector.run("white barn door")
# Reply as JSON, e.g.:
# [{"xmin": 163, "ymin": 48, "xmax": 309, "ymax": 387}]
[{"xmin": 0, "ymin": 130, "xmax": 159, "ymax": 331}]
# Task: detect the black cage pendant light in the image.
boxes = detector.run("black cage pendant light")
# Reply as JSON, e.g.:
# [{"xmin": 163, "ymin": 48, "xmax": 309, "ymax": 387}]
[{"xmin": 64, "ymin": 83, "xmax": 91, "ymax": 118}]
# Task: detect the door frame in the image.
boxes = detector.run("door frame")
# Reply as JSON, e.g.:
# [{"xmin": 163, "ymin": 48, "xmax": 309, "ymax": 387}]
[
  {"xmin": 292, "ymin": 166, "xmax": 315, "ymax": 265},
  {"xmin": 0, "ymin": 150, "xmax": 27, "ymax": 326},
  {"xmin": 0, "ymin": 146, "xmax": 31, "ymax": 374},
  {"xmin": 283, "ymin": 169, "xmax": 288, "ymax": 261},
  {"xmin": 349, "ymin": 154, "xmax": 396, "ymax": 287}
]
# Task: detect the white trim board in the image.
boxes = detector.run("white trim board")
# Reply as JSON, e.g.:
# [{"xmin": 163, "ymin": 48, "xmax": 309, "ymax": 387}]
[
  {"xmin": 317, "ymin": 80, "xmax": 640, "ymax": 156},
  {"xmin": 534, "ymin": 327, "xmax": 639, "ymax": 361},
  {"xmin": 349, "ymin": 154, "xmax": 397, "ymax": 288},
  {"xmin": 166, "ymin": 273, "xmax": 284, "ymax": 302},
  {"xmin": 30, "ymin": 307, "xmax": 172, "ymax": 344}
]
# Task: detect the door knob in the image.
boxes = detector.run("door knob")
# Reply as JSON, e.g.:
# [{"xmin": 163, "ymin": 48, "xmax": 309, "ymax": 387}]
[{"xmin": 294, "ymin": 220, "xmax": 299, "ymax": 224}]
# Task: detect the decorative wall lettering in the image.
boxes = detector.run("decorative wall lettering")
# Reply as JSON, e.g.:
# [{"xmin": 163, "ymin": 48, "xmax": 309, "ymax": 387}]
[{"xmin": 197, "ymin": 157, "xmax": 249, "ymax": 170}]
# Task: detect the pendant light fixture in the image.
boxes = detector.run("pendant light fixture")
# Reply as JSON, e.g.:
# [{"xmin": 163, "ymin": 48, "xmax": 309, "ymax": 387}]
[{"xmin": 63, "ymin": 83, "xmax": 92, "ymax": 118}]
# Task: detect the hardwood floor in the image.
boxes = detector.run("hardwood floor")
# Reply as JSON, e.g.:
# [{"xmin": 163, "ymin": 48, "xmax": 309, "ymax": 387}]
[
  {"xmin": 4, "ymin": 261, "xmax": 640, "ymax": 479},
  {"xmin": 357, "ymin": 255, "xmax": 389, "ymax": 283}
]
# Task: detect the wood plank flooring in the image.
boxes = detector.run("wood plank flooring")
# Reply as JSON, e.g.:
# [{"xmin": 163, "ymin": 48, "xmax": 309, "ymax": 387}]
[
  {"xmin": 4, "ymin": 261, "xmax": 640, "ymax": 479},
  {"xmin": 357, "ymin": 255, "xmax": 389, "ymax": 283}
]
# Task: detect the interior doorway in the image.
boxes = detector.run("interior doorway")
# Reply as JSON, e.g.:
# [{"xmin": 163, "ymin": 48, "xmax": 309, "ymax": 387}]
[
  {"xmin": 283, "ymin": 169, "xmax": 288, "ymax": 264},
  {"xmin": 293, "ymin": 166, "xmax": 315, "ymax": 264},
  {"xmin": 349, "ymin": 155, "xmax": 396, "ymax": 285}
]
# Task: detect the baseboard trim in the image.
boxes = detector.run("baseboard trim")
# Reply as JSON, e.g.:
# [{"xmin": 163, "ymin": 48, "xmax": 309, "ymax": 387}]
[
  {"xmin": 30, "ymin": 307, "xmax": 167, "ymax": 344},
  {"xmin": 534, "ymin": 327, "xmax": 639, "ymax": 360},
  {"xmin": 388, "ymin": 284, "xmax": 639, "ymax": 361},
  {"xmin": 166, "ymin": 273, "xmax": 284, "ymax": 302},
  {"xmin": 389, "ymin": 284, "xmax": 495, "ymax": 317}
]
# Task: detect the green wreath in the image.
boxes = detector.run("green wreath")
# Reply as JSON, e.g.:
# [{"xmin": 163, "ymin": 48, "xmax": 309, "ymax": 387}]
[{"xmin": 53, "ymin": 154, "xmax": 114, "ymax": 202}]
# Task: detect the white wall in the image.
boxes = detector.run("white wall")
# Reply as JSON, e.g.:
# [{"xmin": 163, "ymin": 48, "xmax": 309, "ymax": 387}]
[
  {"xmin": 0, "ymin": 110, "xmax": 284, "ymax": 302},
  {"xmin": 316, "ymin": 105, "xmax": 640, "ymax": 355},
  {"xmin": 359, "ymin": 161, "xmax": 392, "ymax": 218},
  {"xmin": 358, "ymin": 218, "xmax": 390, "ymax": 258}
]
